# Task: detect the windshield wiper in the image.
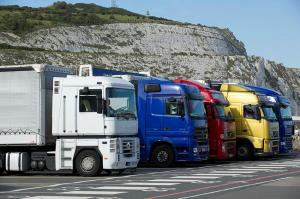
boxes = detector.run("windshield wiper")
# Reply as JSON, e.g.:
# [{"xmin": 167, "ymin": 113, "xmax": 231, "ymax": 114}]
[{"xmin": 116, "ymin": 112, "xmax": 137, "ymax": 119}]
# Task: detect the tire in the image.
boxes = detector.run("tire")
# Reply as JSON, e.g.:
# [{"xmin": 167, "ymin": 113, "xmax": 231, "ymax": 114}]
[
  {"xmin": 151, "ymin": 145, "xmax": 174, "ymax": 167},
  {"xmin": 0, "ymin": 152, "xmax": 4, "ymax": 175},
  {"xmin": 75, "ymin": 150, "xmax": 102, "ymax": 177},
  {"xmin": 237, "ymin": 142, "xmax": 253, "ymax": 161}
]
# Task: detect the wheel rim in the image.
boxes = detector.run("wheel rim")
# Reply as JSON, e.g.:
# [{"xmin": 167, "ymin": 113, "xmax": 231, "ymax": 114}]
[
  {"xmin": 81, "ymin": 156, "xmax": 95, "ymax": 172},
  {"xmin": 238, "ymin": 146, "xmax": 248, "ymax": 157},
  {"xmin": 157, "ymin": 151, "xmax": 168, "ymax": 163}
]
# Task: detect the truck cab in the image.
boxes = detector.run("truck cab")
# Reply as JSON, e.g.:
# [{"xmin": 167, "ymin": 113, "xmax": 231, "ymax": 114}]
[
  {"xmin": 53, "ymin": 75, "xmax": 140, "ymax": 175},
  {"xmin": 244, "ymin": 85, "xmax": 294, "ymax": 153},
  {"xmin": 135, "ymin": 79, "xmax": 209, "ymax": 167},
  {"xmin": 221, "ymin": 84, "xmax": 279, "ymax": 160},
  {"xmin": 174, "ymin": 80, "xmax": 236, "ymax": 160}
]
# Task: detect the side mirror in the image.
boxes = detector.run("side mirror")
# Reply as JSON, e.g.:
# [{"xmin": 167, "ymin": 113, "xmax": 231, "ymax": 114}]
[
  {"xmin": 96, "ymin": 96, "xmax": 103, "ymax": 114},
  {"xmin": 82, "ymin": 87, "xmax": 90, "ymax": 95},
  {"xmin": 255, "ymin": 107, "xmax": 261, "ymax": 120}
]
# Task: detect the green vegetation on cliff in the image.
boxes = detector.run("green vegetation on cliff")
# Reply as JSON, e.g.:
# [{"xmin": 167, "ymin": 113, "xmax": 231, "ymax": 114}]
[{"xmin": 0, "ymin": 1, "xmax": 176, "ymax": 34}]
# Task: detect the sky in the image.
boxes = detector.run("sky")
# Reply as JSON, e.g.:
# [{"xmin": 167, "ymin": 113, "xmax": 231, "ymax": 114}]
[{"xmin": 1, "ymin": 0, "xmax": 300, "ymax": 68}]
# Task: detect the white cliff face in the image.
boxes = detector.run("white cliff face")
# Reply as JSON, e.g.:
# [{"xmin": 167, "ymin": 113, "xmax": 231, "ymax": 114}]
[
  {"xmin": 0, "ymin": 23, "xmax": 299, "ymax": 114},
  {"xmin": 0, "ymin": 23, "xmax": 246, "ymax": 56}
]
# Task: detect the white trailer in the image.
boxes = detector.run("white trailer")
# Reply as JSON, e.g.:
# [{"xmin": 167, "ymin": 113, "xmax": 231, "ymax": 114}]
[{"xmin": 0, "ymin": 64, "xmax": 139, "ymax": 176}]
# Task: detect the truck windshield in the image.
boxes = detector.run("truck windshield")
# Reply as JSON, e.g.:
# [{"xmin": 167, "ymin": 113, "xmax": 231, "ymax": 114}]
[
  {"xmin": 262, "ymin": 107, "xmax": 277, "ymax": 121},
  {"xmin": 189, "ymin": 99, "xmax": 206, "ymax": 119},
  {"xmin": 215, "ymin": 105, "xmax": 226, "ymax": 119},
  {"xmin": 106, "ymin": 88, "xmax": 137, "ymax": 119},
  {"xmin": 280, "ymin": 106, "xmax": 292, "ymax": 120}
]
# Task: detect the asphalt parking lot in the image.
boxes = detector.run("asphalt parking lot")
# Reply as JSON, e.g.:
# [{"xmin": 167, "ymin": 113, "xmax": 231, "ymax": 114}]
[{"xmin": 0, "ymin": 153, "xmax": 300, "ymax": 199}]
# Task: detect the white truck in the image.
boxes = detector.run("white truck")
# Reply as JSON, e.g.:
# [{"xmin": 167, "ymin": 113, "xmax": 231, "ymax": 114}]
[{"xmin": 0, "ymin": 64, "xmax": 139, "ymax": 176}]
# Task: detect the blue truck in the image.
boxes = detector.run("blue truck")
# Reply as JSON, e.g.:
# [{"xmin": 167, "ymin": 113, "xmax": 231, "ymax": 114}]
[
  {"xmin": 79, "ymin": 65, "xmax": 209, "ymax": 167},
  {"xmin": 244, "ymin": 85, "xmax": 294, "ymax": 153}
]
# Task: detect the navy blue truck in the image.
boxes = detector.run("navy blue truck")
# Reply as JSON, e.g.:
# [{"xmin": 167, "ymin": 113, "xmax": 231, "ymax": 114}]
[{"xmin": 245, "ymin": 85, "xmax": 294, "ymax": 153}]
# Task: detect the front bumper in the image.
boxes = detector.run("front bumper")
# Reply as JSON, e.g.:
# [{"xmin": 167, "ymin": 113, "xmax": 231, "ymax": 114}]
[
  {"xmin": 219, "ymin": 140, "xmax": 236, "ymax": 160},
  {"xmin": 255, "ymin": 139, "xmax": 279, "ymax": 156}
]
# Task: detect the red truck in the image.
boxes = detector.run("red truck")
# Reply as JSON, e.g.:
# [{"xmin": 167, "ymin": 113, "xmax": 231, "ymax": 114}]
[{"xmin": 174, "ymin": 80, "xmax": 236, "ymax": 160}]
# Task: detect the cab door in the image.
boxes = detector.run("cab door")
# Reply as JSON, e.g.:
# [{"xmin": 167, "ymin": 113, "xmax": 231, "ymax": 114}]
[
  {"xmin": 162, "ymin": 96, "xmax": 188, "ymax": 136},
  {"xmin": 242, "ymin": 104, "xmax": 262, "ymax": 140},
  {"xmin": 77, "ymin": 86, "xmax": 105, "ymax": 135}
]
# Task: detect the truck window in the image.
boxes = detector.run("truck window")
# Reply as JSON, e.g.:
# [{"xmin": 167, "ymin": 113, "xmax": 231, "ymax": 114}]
[
  {"xmin": 166, "ymin": 98, "xmax": 183, "ymax": 115},
  {"xmin": 243, "ymin": 105, "xmax": 259, "ymax": 119},
  {"xmin": 79, "ymin": 89, "xmax": 102, "ymax": 112},
  {"xmin": 106, "ymin": 88, "xmax": 137, "ymax": 118}
]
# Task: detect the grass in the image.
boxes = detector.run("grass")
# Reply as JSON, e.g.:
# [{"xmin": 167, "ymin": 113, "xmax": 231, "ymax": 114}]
[{"xmin": 0, "ymin": 2, "xmax": 179, "ymax": 35}]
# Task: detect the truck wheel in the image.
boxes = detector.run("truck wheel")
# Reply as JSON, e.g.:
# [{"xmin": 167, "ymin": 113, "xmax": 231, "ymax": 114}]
[
  {"xmin": 151, "ymin": 145, "xmax": 174, "ymax": 167},
  {"xmin": 75, "ymin": 150, "xmax": 102, "ymax": 177},
  {"xmin": 0, "ymin": 153, "xmax": 4, "ymax": 175},
  {"xmin": 237, "ymin": 142, "xmax": 253, "ymax": 161}
]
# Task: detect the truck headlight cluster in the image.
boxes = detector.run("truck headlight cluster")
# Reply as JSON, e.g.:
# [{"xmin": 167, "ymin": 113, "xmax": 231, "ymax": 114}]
[
  {"xmin": 110, "ymin": 139, "xmax": 116, "ymax": 152},
  {"xmin": 193, "ymin": 147, "xmax": 198, "ymax": 153}
]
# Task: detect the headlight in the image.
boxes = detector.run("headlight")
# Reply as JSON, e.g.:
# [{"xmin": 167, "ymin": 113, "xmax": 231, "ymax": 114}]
[
  {"xmin": 220, "ymin": 133, "xmax": 225, "ymax": 139},
  {"xmin": 193, "ymin": 147, "xmax": 198, "ymax": 153},
  {"xmin": 110, "ymin": 139, "xmax": 116, "ymax": 152},
  {"xmin": 268, "ymin": 142, "xmax": 272, "ymax": 151}
]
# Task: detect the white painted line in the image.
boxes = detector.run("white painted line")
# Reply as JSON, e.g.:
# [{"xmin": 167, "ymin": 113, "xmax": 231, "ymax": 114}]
[
  {"xmin": 192, "ymin": 173, "xmax": 241, "ymax": 176},
  {"xmin": 176, "ymin": 177, "xmax": 291, "ymax": 199},
  {"xmin": 0, "ymin": 168, "xmax": 182, "ymax": 194},
  {"xmin": 258, "ymin": 165, "xmax": 291, "ymax": 167},
  {"xmin": 228, "ymin": 168, "xmax": 272, "ymax": 171},
  {"xmin": 242, "ymin": 166, "xmax": 285, "ymax": 169},
  {"xmin": 272, "ymin": 162, "xmax": 300, "ymax": 164},
  {"xmin": 171, "ymin": 176, "xmax": 220, "ymax": 179},
  {"xmin": 212, "ymin": 170, "xmax": 256, "ymax": 174},
  {"xmin": 93, "ymin": 186, "xmax": 155, "ymax": 190},
  {"xmin": 62, "ymin": 191, "xmax": 125, "ymax": 195},
  {"xmin": 124, "ymin": 182, "xmax": 179, "ymax": 186},
  {"xmin": 148, "ymin": 179, "xmax": 207, "ymax": 183},
  {"xmin": 26, "ymin": 196, "xmax": 90, "ymax": 199},
  {"xmin": 272, "ymin": 164, "xmax": 300, "ymax": 167}
]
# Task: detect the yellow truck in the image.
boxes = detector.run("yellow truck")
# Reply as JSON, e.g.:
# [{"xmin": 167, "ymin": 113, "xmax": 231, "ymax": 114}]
[{"xmin": 221, "ymin": 84, "xmax": 279, "ymax": 160}]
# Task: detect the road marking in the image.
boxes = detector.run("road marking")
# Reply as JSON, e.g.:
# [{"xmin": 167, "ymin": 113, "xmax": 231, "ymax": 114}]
[
  {"xmin": 192, "ymin": 173, "xmax": 241, "ymax": 176},
  {"xmin": 148, "ymin": 179, "xmax": 211, "ymax": 183},
  {"xmin": 228, "ymin": 168, "xmax": 272, "ymax": 171},
  {"xmin": 258, "ymin": 165, "xmax": 292, "ymax": 167},
  {"xmin": 146, "ymin": 170, "xmax": 300, "ymax": 199},
  {"xmin": 0, "ymin": 169, "xmax": 185, "ymax": 194},
  {"xmin": 124, "ymin": 182, "xmax": 179, "ymax": 186},
  {"xmin": 175, "ymin": 177, "xmax": 291, "ymax": 199},
  {"xmin": 270, "ymin": 163, "xmax": 300, "ymax": 166},
  {"xmin": 242, "ymin": 166, "xmax": 285, "ymax": 169},
  {"xmin": 26, "ymin": 196, "xmax": 92, "ymax": 199},
  {"xmin": 211, "ymin": 170, "xmax": 256, "ymax": 174},
  {"xmin": 93, "ymin": 186, "xmax": 156, "ymax": 190},
  {"xmin": 171, "ymin": 176, "xmax": 220, "ymax": 179},
  {"xmin": 62, "ymin": 191, "xmax": 125, "ymax": 195},
  {"xmin": 270, "ymin": 165, "xmax": 300, "ymax": 167}
]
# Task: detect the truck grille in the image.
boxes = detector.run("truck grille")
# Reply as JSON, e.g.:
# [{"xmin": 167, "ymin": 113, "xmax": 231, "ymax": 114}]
[
  {"xmin": 272, "ymin": 131, "xmax": 279, "ymax": 139},
  {"xmin": 285, "ymin": 125, "xmax": 294, "ymax": 136},
  {"xmin": 195, "ymin": 127, "xmax": 208, "ymax": 144},
  {"xmin": 285, "ymin": 136, "xmax": 293, "ymax": 151},
  {"xmin": 122, "ymin": 139, "xmax": 135, "ymax": 158},
  {"xmin": 272, "ymin": 140, "xmax": 279, "ymax": 153}
]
